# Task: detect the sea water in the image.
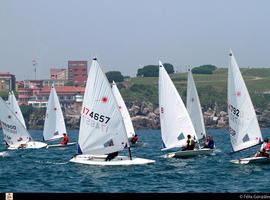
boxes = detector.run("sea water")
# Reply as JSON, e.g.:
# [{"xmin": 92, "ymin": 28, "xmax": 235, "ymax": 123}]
[{"xmin": 0, "ymin": 128, "xmax": 270, "ymax": 192}]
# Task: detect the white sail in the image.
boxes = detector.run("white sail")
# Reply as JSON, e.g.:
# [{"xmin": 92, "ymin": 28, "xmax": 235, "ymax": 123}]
[
  {"xmin": 111, "ymin": 81, "xmax": 135, "ymax": 139},
  {"xmin": 43, "ymin": 84, "xmax": 67, "ymax": 141},
  {"xmin": 159, "ymin": 61, "xmax": 197, "ymax": 150},
  {"xmin": 7, "ymin": 91, "xmax": 26, "ymax": 128},
  {"xmin": 78, "ymin": 58, "xmax": 129, "ymax": 155},
  {"xmin": 186, "ymin": 69, "xmax": 206, "ymax": 141},
  {"xmin": 0, "ymin": 97, "xmax": 32, "ymax": 147},
  {"xmin": 228, "ymin": 50, "xmax": 262, "ymax": 152}
]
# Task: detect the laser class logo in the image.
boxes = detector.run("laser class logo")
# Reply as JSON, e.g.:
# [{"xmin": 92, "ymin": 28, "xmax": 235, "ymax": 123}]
[
  {"xmin": 101, "ymin": 97, "xmax": 108, "ymax": 103},
  {"xmin": 234, "ymin": 90, "xmax": 241, "ymax": 97}
]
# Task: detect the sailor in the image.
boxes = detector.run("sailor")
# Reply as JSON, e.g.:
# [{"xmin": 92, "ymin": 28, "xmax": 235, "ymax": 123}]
[
  {"xmin": 130, "ymin": 134, "xmax": 139, "ymax": 145},
  {"xmin": 60, "ymin": 133, "xmax": 69, "ymax": 145},
  {"xmin": 255, "ymin": 138, "xmax": 270, "ymax": 157},
  {"xmin": 182, "ymin": 134, "xmax": 195, "ymax": 151},
  {"xmin": 105, "ymin": 152, "xmax": 118, "ymax": 161},
  {"xmin": 203, "ymin": 136, "xmax": 215, "ymax": 149}
]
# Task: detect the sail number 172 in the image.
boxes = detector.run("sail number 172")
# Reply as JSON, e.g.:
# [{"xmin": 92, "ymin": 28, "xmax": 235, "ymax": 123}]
[{"xmin": 82, "ymin": 107, "xmax": 110, "ymax": 124}]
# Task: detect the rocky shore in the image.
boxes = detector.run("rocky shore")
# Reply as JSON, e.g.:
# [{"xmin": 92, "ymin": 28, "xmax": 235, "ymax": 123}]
[{"xmin": 27, "ymin": 101, "xmax": 270, "ymax": 130}]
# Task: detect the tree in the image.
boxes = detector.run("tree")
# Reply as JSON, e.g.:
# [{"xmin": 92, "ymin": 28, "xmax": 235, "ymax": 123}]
[
  {"xmin": 20, "ymin": 105, "xmax": 34, "ymax": 126},
  {"xmin": 64, "ymin": 80, "xmax": 74, "ymax": 86},
  {"xmin": 192, "ymin": 65, "xmax": 217, "ymax": 74},
  {"xmin": 163, "ymin": 63, "xmax": 174, "ymax": 74},
  {"xmin": 105, "ymin": 71, "xmax": 124, "ymax": 83},
  {"xmin": 0, "ymin": 91, "xmax": 8, "ymax": 100},
  {"xmin": 137, "ymin": 63, "xmax": 174, "ymax": 77}
]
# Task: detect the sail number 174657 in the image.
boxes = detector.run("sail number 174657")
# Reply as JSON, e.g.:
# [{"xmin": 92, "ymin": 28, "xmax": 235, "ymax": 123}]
[{"xmin": 82, "ymin": 107, "xmax": 110, "ymax": 124}]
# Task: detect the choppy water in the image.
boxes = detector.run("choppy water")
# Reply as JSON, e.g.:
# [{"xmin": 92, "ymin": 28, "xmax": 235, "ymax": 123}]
[{"xmin": 0, "ymin": 128, "xmax": 270, "ymax": 192}]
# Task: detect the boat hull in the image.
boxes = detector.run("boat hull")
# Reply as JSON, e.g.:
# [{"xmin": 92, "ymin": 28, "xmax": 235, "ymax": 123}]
[
  {"xmin": 46, "ymin": 142, "xmax": 77, "ymax": 149},
  {"xmin": 8, "ymin": 141, "xmax": 47, "ymax": 150},
  {"xmin": 0, "ymin": 151, "xmax": 8, "ymax": 157},
  {"xmin": 230, "ymin": 157, "xmax": 270, "ymax": 165},
  {"xmin": 70, "ymin": 154, "xmax": 155, "ymax": 166},
  {"xmin": 167, "ymin": 148, "xmax": 215, "ymax": 158}
]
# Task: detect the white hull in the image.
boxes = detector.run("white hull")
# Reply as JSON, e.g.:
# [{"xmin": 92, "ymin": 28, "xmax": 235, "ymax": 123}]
[
  {"xmin": 0, "ymin": 151, "xmax": 8, "ymax": 157},
  {"xmin": 230, "ymin": 156, "xmax": 270, "ymax": 165},
  {"xmin": 8, "ymin": 141, "xmax": 47, "ymax": 150},
  {"xmin": 46, "ymin": 135, "xmax": 63, "ymax": 142},
  {"xmin": 70, "ymin": 154, "xmax": 155, "ymax": 166},
  {"xmin": 167, "ymin": 148, "xmax": 215, "ymax": 158},
  {"xmin": 46, "ymin": 142, "xmax": 77, "ymax": 149}
]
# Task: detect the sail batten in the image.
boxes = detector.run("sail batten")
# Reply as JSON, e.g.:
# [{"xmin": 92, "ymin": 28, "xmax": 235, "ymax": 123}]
[
  {"xmin": 159, "ymin": 61, "xmax": 197, "ymax": 149},
  {"xmin": 228, "ymin": 50, "xmax": 262, "ymax": 152}
]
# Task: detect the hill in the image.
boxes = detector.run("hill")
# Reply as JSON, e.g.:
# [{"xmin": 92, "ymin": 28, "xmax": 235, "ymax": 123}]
[{"xmin": 120, "ymin": 68, "xmax": 270, "ymax": 111}]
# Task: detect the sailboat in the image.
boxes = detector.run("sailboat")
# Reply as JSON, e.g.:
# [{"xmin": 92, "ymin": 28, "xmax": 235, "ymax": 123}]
[
  {"xmin": 228, "ymin": 50, "xmax": 267, "ymax": 164},
  {"xmin": 70, "ymin": 58, "xmax": 155, "ymax": 166},
  {"xmin": 111, "ymin": 81, "xmax": 138, "ymax": 145},
  {"xmin": 7, "ymin": 91, "xmax": 26, "ymax": 128},
  {"xmin": 43, "ymin": 84, "xmax": 76, "ymax": 148},
  {"xmin": 0, "ymin": 97, "xmax": 47, "ymax": 149},
  {"xmin": 159, "ymin": 61, "xmax": 213, "ymax": 158}
]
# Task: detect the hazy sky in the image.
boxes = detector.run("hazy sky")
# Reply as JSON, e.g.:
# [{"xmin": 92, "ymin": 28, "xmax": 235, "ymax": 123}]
[{"xmin": 0, "ymin": 0, "xmax": 270, "ymax": 80}]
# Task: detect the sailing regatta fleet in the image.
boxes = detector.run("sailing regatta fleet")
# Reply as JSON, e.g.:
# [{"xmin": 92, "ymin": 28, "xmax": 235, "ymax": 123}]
[{"xmin": 0, "ymin": 50, "xmax": 269, "ymax": 165}]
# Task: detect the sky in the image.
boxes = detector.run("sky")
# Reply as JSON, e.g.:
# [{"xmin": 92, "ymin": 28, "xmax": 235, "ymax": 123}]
[{"xmin": 0, "ymin": 0, "xmax": 270, "ymax": 80}]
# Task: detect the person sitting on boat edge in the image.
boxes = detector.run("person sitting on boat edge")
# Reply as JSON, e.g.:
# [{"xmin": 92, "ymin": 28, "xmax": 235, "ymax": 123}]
[
  {"xmin": 255, "ymin": 138, "xmax": 270, "ymax": 157},
  {"xmin": 130, "ymin": 134, "xmax": 138, "ymax": 145},
  {"xmin": 182, "ymin": 134, "xmax": 195, "ymax": 151},
  {"xmin": 60, "ymin": 133, "xmax": 69, "ymax": 145},
  {"xmin": 203, "ymin": 136, "xmax": 215, "ymax": 149},
  {"xmin": 19, "ymin": 143, "xmax": 27, "ymax": 149},
  {"xmin": 105, "ymin": 152, "xmax": 118, "ymax": 161}
]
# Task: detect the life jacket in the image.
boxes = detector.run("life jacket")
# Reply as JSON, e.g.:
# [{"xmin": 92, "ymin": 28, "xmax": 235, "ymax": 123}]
[
  {"xmin": 61, "ymin": 136, "xmax": 69, "ymax": 145},
  {"xmin": 187, "ymin": 138, "xmax": 194, "ymax": 148},
  {"xmin": 265, "ymin": 143, "xmax": 270, "ymax": 151},
  {"xmin": 131, "ymin": 136, "xmax": 138, "ymax": 144}
]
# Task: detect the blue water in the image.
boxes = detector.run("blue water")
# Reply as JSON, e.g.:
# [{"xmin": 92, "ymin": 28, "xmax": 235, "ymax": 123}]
[{"xmin": 0, "ymin": 128, "xmax": 270, "ymax": 192}]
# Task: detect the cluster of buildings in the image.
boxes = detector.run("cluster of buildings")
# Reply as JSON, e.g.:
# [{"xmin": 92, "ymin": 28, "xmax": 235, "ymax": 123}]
[{"xmin": 0, "ymin": 61, "xmax": 88, "ymax": 109}]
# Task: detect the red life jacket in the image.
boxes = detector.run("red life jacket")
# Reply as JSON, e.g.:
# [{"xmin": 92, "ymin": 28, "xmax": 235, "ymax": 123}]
[
  {"xmin": 265, "ymin": 143, "xmax": 270, "ymax": 151},
  {"xmin": 131, "ymin": 136, "xmax": 138, "ymax": 144},
  {"xmin": 61, "ymin": 136, "xmax": 69, "ymax": 145}
]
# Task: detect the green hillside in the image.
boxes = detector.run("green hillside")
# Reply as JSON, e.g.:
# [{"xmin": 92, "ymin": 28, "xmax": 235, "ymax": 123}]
[{"xmin": 119, "ymin": 68, "xmax": 270, "ymax": 110}]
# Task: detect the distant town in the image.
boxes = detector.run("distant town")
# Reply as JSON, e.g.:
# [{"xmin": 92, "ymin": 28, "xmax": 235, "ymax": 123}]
[{"xmin": 0, "ymin": 60, "xmax": 87, "ymax": 109}]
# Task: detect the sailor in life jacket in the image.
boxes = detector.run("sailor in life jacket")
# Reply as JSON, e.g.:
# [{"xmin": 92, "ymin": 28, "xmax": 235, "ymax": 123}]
[
  {"xmin": 130, "ymin": 134, "xmax": 139, "ymax": 145},
  {"xmin": 255, "ymin": 138, "xmax": 270, "ymax": 157},
  {"xmin": 60, "ymin": 133, "xmax": 69, "ymax": 145},
  {"xmin": 182, "ymin": 134, "xmax": 195, "ymax": 151}
]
